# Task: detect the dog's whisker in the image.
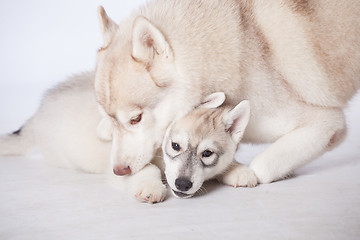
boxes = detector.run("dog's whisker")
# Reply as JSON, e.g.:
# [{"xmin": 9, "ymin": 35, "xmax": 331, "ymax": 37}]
[
  {"xmin": 195, "ymin": 186, "xmax": 208, "ymax": 197},
  {"xmin": 201, "ymin": 186, "xmax": 208, "ymax": 194}
]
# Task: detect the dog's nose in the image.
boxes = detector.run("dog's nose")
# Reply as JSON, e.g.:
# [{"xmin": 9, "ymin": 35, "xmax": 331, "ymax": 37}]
[
  {"xmin": 175, "ymin": 177, "xmax": 193, "ymax": 192},
  {"xmin": 113, "ymin": 166, "xmax": 131, "ymax": 176}
]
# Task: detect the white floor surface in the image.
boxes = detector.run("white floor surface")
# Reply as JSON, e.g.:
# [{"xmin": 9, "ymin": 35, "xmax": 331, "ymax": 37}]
[
  {"xmin": 0, "ymin": 93, "xmax": 359, "ymax": 240},
  {"xmin": 0, "ymin": 1, "xmax": 359, "ymax": 240}
]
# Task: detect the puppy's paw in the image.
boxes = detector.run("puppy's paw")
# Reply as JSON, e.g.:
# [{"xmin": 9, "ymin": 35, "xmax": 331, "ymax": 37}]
[
  {"xmin": 220, "ymin": 164, "xmax": 258, "ymax": 188},
  {"xmin": 134, "ymin": 180, "xmax": 167, "ymax": 204}
]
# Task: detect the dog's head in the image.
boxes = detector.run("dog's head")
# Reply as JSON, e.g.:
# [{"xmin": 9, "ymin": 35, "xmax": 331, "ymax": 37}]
[
  {"xmin": 94, "ymin": 7, "xmax": 190, "ymax": 175},
  {"xmin": 162, "ymin": 93, "xmax": 250, "ymax": 198}
]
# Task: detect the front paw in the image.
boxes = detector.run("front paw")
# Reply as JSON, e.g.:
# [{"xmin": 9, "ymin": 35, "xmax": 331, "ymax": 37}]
[
  {"xmin": 220, "ymin": 164, "xmax": 258, "ymax": 188},
  {"xmin": 134, "ymin": 180, "xmax": 167, "ymax": 204}
]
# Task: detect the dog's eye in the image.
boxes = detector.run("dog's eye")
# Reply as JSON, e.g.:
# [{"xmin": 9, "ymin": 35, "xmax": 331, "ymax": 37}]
[
  {"xmin": 202, "ymin": 150, "xmax": 213, "ymax": 158},
  {"xmin": 171, "ymin": 142, "xmax": 181, "ymax": 151},
  {"xmin": 130, "ymin": 114, "xmax": 142, "ymax": 125}
]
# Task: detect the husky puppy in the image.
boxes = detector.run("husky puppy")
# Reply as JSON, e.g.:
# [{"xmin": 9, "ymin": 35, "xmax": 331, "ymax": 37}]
[
  {"xmin": 0, "ymin": 72, "xmax": 112, "ymax": 172},
  {"xmin": 94, "ymin": 0, "xmax": 359, "ymax": 191},
  {"xmin": 0, "ymin": 73, "xmax": 166, "ymax": 203},
  {"xmin": 163, "ymin": 93, "xmax": 257, "ymax": 198}
]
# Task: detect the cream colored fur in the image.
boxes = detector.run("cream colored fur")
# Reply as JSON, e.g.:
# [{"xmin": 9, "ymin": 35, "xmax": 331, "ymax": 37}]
[
  {"xmin": 95, "ymin": 0, "xmax": 359, "ymax": 190},
  {"xmin": 0, "ymin": 73, "xmax": 166, "ymax": 204},
  {"xmin": 2, "ymin": 0, "xmax": 358, "ymax": 205},
  {"xmin": 0, "ymin": 73, "xmax": 111, "ymax": 172}
]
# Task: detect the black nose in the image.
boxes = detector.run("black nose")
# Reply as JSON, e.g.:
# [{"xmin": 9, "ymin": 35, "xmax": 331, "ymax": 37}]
[{"xmin": 175, "ymin": 177, "xmax": 193, "ymax": 192}]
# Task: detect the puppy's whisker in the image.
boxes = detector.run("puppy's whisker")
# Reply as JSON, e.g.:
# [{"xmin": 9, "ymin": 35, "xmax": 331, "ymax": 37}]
[
  {"xmin": 161, "ymin": 178, "xmax": 168, "ymax": 185},
  {"xmin": 195, "ymin": 186, "xmax": 208, "ymax": 197},
  {"xmin": 201, "ymin": 186, "xmax": 208, "ymax": 194}
]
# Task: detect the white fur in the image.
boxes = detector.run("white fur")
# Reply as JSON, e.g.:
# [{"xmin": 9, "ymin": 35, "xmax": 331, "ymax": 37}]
[
  {"xmin": 0, "ymin": 72, "xmax": 111, "ymax": 172},
  {"xmin": 95, "ymin": 0, "xmax": 359, "ymax": 186},
  {"xmin": 223, "ymin": 100, "xmax": 251, "ymax": 143},
  {"xmin": 0, "ymin": 73, "xmax": 166, "ymax": 204},
  {"xmin": 2, "ymin": 0, "xmax": 359, "ymax": 204}
]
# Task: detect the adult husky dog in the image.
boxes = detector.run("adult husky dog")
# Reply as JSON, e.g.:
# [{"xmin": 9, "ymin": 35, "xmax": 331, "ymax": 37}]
[
  {"xmin": 95, "ymin": 0, "xmax": 359, "ymax": 188},
  {"xmin": 0, "ymin": 73, "xmax": 166, "ymax": 203},
  {"xmin": 163, "ymin": 93, "xmax": 257, "ymax": 198}
]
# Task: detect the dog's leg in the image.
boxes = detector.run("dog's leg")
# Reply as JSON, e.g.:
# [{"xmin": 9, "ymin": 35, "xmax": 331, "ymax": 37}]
[
  {"xmin": 126, "ymin": 164, "xmax": 167, "ymax": 204},
  {"xmin": 219, "ymin": 161, "xmax": 258, "ymax": 187},
  {"xmin": 250, "ymin": 108, "xmax": 346, "ymax": 184}
]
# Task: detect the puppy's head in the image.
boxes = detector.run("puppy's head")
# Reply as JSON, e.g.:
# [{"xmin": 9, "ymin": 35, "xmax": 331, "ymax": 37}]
[
  {"xmin": 162, "ymin": 93, "xmax": 250, "ymax": 198},
  {"xmin": 94, "ymin": 7, "xmax": 186, "ymax": 175}
]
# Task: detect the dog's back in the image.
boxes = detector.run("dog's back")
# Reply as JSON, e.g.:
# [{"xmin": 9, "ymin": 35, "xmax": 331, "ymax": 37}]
[
  {"xmin": 252, "ymin": 0, "xmax": 360, "ymax": 107},
  {"xmin": 134, "ymin": 0, "xmax": 360, "ymax": 107},
  {"xmin": 96, "ymin": 0, "xmax": 360, "ymax": 184}
]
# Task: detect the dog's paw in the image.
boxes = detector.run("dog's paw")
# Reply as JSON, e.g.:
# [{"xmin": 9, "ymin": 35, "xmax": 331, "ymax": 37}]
[
  {"xmin": 220, "ymin": 165, "xmax": 258, "ymax": 188},
  {"xmin": 134, "ymin": 180, "xmax": 167, "ymax": 204}
]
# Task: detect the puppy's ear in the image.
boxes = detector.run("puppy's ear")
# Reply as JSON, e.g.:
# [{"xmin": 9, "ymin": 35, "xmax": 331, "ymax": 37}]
[
  {"xmin": 132, "ymin": 16, "xmax": 173, "ymax": 66},
  {"xmin": 223, "ymin": 100, "xmax": 250, "ymax": 144},
  {"xmin": 198, "ymin": 92, "xmax": 226, "ymax": 109},
  {"xmin": 98, "ymin": 6, "xmax": 118, "ymax": 47}
]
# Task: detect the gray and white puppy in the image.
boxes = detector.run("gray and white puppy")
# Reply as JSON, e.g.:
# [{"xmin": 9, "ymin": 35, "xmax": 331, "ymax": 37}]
[{"xmin": 162, "ymin": 93, "xmax": 257, "ymax": 198}]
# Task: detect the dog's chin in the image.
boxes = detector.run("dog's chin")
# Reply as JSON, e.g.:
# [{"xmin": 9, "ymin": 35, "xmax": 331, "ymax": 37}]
[{"xmin": 171, "ymin": 189, "xmax": 194, "ymax": 199}]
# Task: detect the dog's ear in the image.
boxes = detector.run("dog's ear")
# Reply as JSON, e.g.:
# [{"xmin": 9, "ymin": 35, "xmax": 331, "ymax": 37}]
[
  {"xmin": 198, "ymin": 92, "xmax": 226, "ymax": 109},
  {"xmin": 132, "ymin": 16, "xmax": 174, "ymax": 66},
  {"xmin": 96, "ymin": 107, "xmax": 114, "ymax": 141},
  {"xmin": 223, "ymin": 100, "xmax": 250, "ymax": 144},
  {"xmin": 96, "ymin": 117, "xmax": 113, "ymax": 141},
  {"xmin": 98, "ymin": 6, "xmax": 118, "ymax": 46}
]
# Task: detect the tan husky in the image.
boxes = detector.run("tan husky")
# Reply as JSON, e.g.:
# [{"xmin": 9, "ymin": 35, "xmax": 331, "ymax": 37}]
[
  {"xmin": 95, "ymin": 0, "xmax": 359, "ymax": 198},
  {"xmin": 1, "ymin": 0, "xmax": 359, "ymax": 204},
  {"xmin": 163, "ymin": 93, "xmax": 257, "ymax": 198},
  {"xmin": 0, "ymin": 73, "xmax": 167, "ymax": 203}
]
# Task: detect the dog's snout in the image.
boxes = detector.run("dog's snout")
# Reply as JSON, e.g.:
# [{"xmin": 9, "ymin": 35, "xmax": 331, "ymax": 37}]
[
  {"xmin": 113, "ymin": 166, "xmax": 131, "ymax": 176},
  {"xmin": 175, "ymin": 177, "xmax": 193, "ymax": 192}
]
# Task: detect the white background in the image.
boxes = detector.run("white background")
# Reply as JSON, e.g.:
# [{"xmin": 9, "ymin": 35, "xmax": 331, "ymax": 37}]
[
  {"xmin": 0, "ymin": 1, "xmax": 359, "ymax": 239},
  {"xmin": 0, "ymin": 0, "xmax": 145, "ymax": 133}
]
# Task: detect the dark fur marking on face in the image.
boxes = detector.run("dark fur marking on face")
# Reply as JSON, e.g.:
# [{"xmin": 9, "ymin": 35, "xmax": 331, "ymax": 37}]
[
  {"xmin": 201, "ymin": 154, "xmax": 220, "ymax": 168},
  {"xmin": 178, "ymin": 146, "xmax": 198, "ymax": 177},
  {"xmin": 164, "ymin": 147, "xmax": 176, "ymax": 160},
  {"xmin": 202, "ymin": 142, "xmax": 224, "ymax": 168}
]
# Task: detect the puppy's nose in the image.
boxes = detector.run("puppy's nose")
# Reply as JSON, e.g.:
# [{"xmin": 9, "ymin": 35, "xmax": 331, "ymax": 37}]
[
  {"xmin": 175, "ymin": 177, "xmax": 193, "ymax": 192},
  {"xmin": 113, "ymin": 166, "xmax": 131, "ymax": 176}
]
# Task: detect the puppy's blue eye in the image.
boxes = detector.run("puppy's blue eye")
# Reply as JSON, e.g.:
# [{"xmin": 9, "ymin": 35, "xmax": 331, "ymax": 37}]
[
  {"xmin": 172, "ymin": 142, "xmax": 181, "ymax": 151},
  {"xmin": 202, "ymin": 150, "xmax": 213, "ymax": 158}
]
